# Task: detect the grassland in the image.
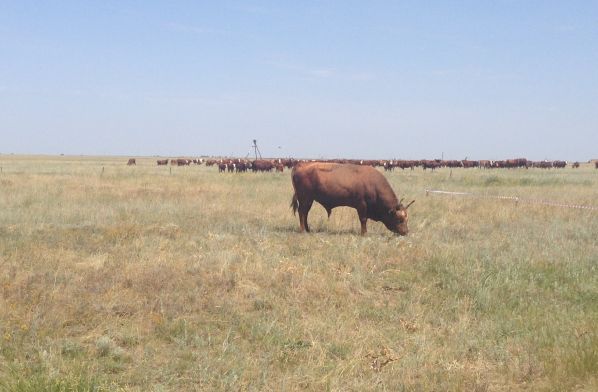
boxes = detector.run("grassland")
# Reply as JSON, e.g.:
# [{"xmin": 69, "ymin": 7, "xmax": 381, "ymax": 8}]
[{"xmin": 0, "ymin": 155, "xmax": 596, "ymax": 391}]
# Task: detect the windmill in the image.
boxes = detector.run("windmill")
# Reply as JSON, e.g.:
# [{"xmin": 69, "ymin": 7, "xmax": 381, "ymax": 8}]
[{"xmin": 252, "ymin": 139, "xmax": 262, "ymax": 160}]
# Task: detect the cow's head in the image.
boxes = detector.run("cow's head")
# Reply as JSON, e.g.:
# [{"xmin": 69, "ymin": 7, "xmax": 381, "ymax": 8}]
[{"xmin": 385, "ymin": 199, "xmax": 415, "ymax": 235}]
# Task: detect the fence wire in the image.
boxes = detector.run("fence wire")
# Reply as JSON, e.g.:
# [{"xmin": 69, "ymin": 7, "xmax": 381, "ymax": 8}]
[{"xmin": 425, "ymin": 189, "xmax": 598, "ymax": 211}]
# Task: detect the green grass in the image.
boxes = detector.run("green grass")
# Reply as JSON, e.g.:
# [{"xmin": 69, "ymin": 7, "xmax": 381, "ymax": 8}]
[{"xmin": 0, "ymin": 155, "xmax": 597, "ymax": 391}]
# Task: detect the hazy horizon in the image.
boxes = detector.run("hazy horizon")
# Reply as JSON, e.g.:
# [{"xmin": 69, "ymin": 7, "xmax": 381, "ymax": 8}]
[{"xmin": 1, "ymin": 2, "xmax": 597, "ymax": 161}]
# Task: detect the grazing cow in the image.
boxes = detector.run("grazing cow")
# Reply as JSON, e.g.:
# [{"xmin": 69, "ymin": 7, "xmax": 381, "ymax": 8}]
[
  {"xmin": 176, "ymin": 158, "xmax": 191, "ymax": 166},
  {"xmin": 290, "ymin": 162, "xmax": 414, "ymax": 235},
  {"xmin": 127, "ymin": 158, "xmax": 136, "ymax": 165},
  {"xmin": 283, "ymin": 159, "xmax": 297, "ymax": 168},
  {"xmin": 355, "ymin": 159, "xmax": 378, "ymax": 167},
  {"xmin": 218, "ymin": 163, "xmax": 227, "ymax": 172},
  {"xmin": 422, "ymin": 160, "xmax": 440, "ymax": 171},
  {"xmin": 396, "ymin": 160, "xmax": 415, "ymax": 170},
  {"xmin": 572, "ymin": 162, "xmax": 580, "ymax": 168},
  {"xmin": 383, "ymin": 161, "xmax": 396, "ymax": 171},
  {"xmin": 157, "ymin": 159, "xmax": 168, "ymax": 165},
  {"xmin": 235, "ymin": 161, "xmax": 249, "ymax": 172},
  {"xmin": 252, "ymin": 160, "xmax": 275, "ymax": 172},
  {"xmin": 461, "ymin": 160, "xmax": 479, "ymax": 168},
  {"xmin": 504, "ymin": 158, "xmax": 528, "ymax": 168},
  {"xmin": 479, "ymin": 160, "xmax": 492, "ymax": 169},
  {"xmin": 444, "ymin": 160, "xmax": 462, "ymax": 168}
]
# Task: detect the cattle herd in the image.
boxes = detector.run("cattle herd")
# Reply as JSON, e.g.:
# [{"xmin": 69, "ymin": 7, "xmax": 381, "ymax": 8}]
[
  {"xmin": 126, "ymin": 157, "xmax": 592, "ymax": 171},
  {"xmin": 121, "ymin": 156, "xmax": 595, "ymax": 236}
]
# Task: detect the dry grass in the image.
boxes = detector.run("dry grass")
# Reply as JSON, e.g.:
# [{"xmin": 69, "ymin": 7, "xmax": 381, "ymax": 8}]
[{"xmin": 1, "ymin": 155, "xmax": 597, "ymax": 391}]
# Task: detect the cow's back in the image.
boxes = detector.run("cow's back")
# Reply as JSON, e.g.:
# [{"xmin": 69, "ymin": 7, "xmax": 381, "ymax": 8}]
[{"xmin": 292, "ymin": 162, "xmax": 392, "ymax": 207}]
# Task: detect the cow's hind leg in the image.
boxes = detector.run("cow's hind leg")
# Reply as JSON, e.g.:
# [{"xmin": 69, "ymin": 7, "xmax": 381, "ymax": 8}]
[
  {"xmin": 356, "ymin": 203, "xmax": 368, "ymax": 235},
  {"xmin": 298, "ymin": 199, "xmax": 313, "ymax": 233}
]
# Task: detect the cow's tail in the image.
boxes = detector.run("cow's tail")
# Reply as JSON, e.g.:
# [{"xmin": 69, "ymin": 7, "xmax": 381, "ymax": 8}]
[{"xmin": 290, "ymin": 192, "xmax": 298, "ymax": 215}]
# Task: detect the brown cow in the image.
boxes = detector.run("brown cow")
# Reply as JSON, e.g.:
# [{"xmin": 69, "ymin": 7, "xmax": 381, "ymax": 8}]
[
  {"xmin": 252, "ymin": 160, "xmax": 275, "ymax": 172},
  {"xmin": 235, "ymin": 161, "xmax": 249, "ymax": 172},
  {"xmin": 157, "ymin": 159, "xmax": 168, "ymax": 165},
  {"xmin": 290, "ymin": 162, "xmax": 414, "ymax": 235},
  {"xmin": 422, "ymin": 160, "xmax": 440, "ymax": 171},
  {"xmin": 127, "ymin": 158, "xmax": 136, "ymax": 165}
]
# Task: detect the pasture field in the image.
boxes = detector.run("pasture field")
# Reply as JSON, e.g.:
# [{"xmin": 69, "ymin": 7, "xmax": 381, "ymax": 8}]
[{"xmin": 0, "ymin": 155, "xmax": 597, "ymax": 391}]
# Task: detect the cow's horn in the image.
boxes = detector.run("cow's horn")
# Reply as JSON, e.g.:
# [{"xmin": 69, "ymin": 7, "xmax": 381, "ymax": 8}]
[{"xmin": 405, "ymin": 200, "xmax": 415, "ymax": 209}]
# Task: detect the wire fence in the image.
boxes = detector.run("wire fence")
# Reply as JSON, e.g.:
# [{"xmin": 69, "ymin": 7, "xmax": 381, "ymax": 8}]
[{"xmin": 425, "ymin": 189, "xmax": 598, "ymax": 211}]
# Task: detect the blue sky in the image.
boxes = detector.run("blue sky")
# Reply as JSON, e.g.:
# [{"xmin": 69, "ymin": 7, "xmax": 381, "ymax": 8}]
[{"xmin": 1, "ymin": 1, "xmax": 597, "ymax": 160}]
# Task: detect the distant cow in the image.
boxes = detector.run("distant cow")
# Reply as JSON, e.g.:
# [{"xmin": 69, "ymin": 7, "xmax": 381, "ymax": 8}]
[
  {"xmin": 572, "ymin": 162, "xmax": 580, "ymax": 168},
  {"xmin": 252, "ymin": 160, "xmax": 275, "ymax": 172},
  {"xmin": 422, "ymin": 160, "xmax": 440, "ymax": 171},
  {"xmin": 283, "ymin": 159, "xmax": 297, "ymax": 168},
  {"xmin": 235, "ymin": 161, "xmax": 249, "ymax": 172},
  {"xmin": 127, "ymin": 158, "xmax": 136, "ymax": 165},
  {"xmin": 383, "ymin": 161, "xmax": 396, "ymax": 171},
  {"xmin": 461, "ymin": 160, "xmax": 479, "ymax": 168},
  {"xmin": 504, "ymin": 158, "xmax": 528, "ymax": 168},
  {"xmin": 176, "ymin": 159, "xmax": 191, "ymax": 166},
  {"xmin": 290, "ymin": 162, "xmax": 414, "ymax": 235},
  {"xmin": 157, "ymin": 159, "xmax": 168, "ymax": 165}
]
